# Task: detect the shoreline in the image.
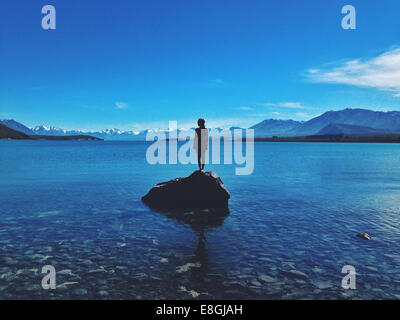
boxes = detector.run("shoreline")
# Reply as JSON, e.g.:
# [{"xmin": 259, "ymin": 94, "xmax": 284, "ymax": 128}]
[
  {"xmin": 252, "ymin": 134, "xmax": 400, "ymax": 143},
  {"xmin": 2, "ymin": 135, "xmax": 400, "ymax": 143}
]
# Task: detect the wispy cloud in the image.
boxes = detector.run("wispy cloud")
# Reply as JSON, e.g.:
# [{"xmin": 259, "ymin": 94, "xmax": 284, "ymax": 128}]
[
  {"xmin": 307, "ymin": 48, "xmax": 400, "ymax": 97},
  {"xmin": 208, "ymin": 78, "xmax": 226, "ymax": 87},
  {"xmin": 115, "ymin": 101, "xmax": 129, "ymax": 110},
  {"xmin": 263, "ymin": 102, "xmax": 312, "ymax": 109},
  {"xmin": 293, "ymin": 112, "xmax": 317, "ymax": 120},
  {"xmin": 236, "ymin": 106, "xmax": 254, "ymax": 111},
  {"xmin": 0, "ymin": 114, "xmax": 12, "ymax": 119}
]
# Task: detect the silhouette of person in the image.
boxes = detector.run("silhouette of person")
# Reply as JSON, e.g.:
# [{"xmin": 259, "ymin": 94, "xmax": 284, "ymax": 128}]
[{"xmin": 194, "ymin": 118, "xmax": 209, "ymax": 171}]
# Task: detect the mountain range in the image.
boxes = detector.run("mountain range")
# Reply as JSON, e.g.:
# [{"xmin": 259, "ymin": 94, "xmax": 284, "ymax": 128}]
[
  {"xmin": 250, "ymin": 108, "xmax": 400, "ymax": 137},
  {"xmin": 2, "ymin": 108, "xmax": 400, "ymax": 140},
  {"xmin": 0, "ymin": 123, "xmax": 102, "ymax": 141}
]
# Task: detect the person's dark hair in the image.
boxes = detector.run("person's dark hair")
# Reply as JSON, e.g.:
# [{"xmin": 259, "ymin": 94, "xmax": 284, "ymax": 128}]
[{"xmin": 197, "ymin": 118, "xmax": 206, "ymax": 129}]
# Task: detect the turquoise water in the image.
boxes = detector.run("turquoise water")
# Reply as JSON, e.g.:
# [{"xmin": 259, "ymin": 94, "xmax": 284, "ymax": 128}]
[{"xmin": 1, "ymin": 140, "xmax": 400, "ymax": 299}]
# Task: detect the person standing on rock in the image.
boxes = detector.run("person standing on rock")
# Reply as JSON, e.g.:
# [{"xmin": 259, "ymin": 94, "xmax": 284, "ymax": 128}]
[{"xmin": 194, "ymin": 118, "xmax": 209, "ymax": 171}]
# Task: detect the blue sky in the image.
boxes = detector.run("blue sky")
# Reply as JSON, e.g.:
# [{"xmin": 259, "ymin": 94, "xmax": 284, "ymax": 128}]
[{"xmin": 1, "ymin": 0, "xmax": 400, "ymax": 131}]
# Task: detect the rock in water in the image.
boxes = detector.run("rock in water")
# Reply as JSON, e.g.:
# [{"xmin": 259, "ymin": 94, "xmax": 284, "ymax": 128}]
[
  {"xmin": 356, "ymin": 233, "xmax": 371, "ymax": 240},
  {"xmin": 142, "ymin": 170, "xmax": 230, "ymax": 210}
]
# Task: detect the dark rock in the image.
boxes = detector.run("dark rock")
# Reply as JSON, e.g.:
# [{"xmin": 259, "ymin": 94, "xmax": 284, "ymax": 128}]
[
  {"xmin": 142, "ymin": 170, "xmax": 230, "ymax": 210},
  {"xmin": 142, "ymin": 171, "xmax": 230, "ymax": 231},
  {"xmin": 356, "ymin": 233, "xmax": 371, "ymax": 240}
]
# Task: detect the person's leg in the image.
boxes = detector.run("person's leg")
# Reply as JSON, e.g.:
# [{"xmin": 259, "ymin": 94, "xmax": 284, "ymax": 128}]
[
  {"xmin": 197, "ymin": 151, "xmax": 202, "ymax": 170},
  {"xmin": 201, "ymin": 150, "xmax": 206, "ymax": 170}
]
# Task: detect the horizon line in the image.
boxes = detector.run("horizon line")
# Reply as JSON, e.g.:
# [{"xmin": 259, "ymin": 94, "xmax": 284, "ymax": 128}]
[{"xmin": 1, "ymin": 107, "xmax": 400, "ymax": 132}]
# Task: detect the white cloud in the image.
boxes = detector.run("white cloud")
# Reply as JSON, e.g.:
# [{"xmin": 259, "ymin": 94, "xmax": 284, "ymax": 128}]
[
  {"xmin": 115, "ymin": 101, "xmax": 129, "ymax": 110},
  {"xmin": 263, "ymin": 101, "xmax": 311, "ymax": 110},
  {"xmin": 308, "ymin": 48, "xmax": 400, "ymax": 95},
  {"xmin": 236, "ymin": 106, "xmax": 253, "ymax": 111}
]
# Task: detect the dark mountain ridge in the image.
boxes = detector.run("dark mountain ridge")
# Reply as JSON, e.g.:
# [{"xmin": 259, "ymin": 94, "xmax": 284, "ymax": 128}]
[
  {"xmin": 0, "ymin": 123, "xmax": 32, "ymax": 139},
  {"xmin": 0, "ymin": 119, "xmax": 35, "ymax": 135},
  {"xmin": 316, "ymin": 123, "xmax": 389, "ymax": 135},
  {"xmin": 0, "ymin": 123, "xmax": 102, "ymax": 141},
  {"xmin": 252, "ymin": 108, "xmax": 400, "ymax": 137}
]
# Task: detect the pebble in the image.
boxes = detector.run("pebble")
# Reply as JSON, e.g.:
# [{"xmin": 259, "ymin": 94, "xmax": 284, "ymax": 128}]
[
  {"xmin": 98, "ymin": 290, "xmax": 109, "ymax": 296},
  {"xmin": 132, "ymin": 273, "xmax": 148, "ymax": 280},
  {"xmin": 176, "ymin": 262, "xmax": 201, "ymax": 273},
  {"xmin": 288, "ymin": 270, "xmax": 308, "ymax": 278},
  {"xmin": 80, "ymin": 259, "xmax": 94, "ymax": 266},
  {"xmin": 250, "ymin": 280, "xmax": 262, "ymax": 287},
  {"xmin": 357, "ymin": 233, "xmax": 371, "ymax": 240},
  {"xmin": 3, "ymin": 257, "xmax": 18, "ymax": 266},
  {"xmin": 314, "ymin": 281, "xmax": 332, "ymax": 290},
  {"xmin": 259, "ymin": 275, "xmax": 276, "ymax": 283},
  {"xmin": 56, "ymin": 282, "xmax": 79, "ymax": 289},
  {"xmin": 72, "ymin": 288, "xmax": 88, "ymax": 296}
]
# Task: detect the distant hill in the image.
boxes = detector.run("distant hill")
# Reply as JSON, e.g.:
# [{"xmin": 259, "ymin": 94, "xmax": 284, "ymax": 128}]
[
  {"xmin": 251, "ymin": 108, "xmax": 400, "ymax": 137},
  {"xmin": 290, "ymin": 108, "xmax": 400, "ymax": 136},
  {"xmin": 32, "ymin": 135, "xmax": 103, "ymax": 141},
  {"xmin": 250, "ymin": 119, "xmax": 302, "ymax": 137},
  {"xmin": 0, "ymin": 123, "xmax": 32, "ymax": 139},
  {"xmin": 316, "ymin": 123, "xmax": 389, "ymax": 135},
  {"xmin": 0, "ymin": 119, "xmax": 34, "ymax": 135}
]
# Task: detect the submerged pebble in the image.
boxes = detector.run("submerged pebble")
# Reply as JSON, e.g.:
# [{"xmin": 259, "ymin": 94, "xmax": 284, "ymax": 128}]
[
  {"xmin": 258, "ymin": 275, "xmax": 276, "ymax": 283},
  {"xmin": 72, "ymin": 288, "xmax": 88, "ymax": 296},
  {"xmin": 357, "ymin": 233, "xmax": 371, "ymax": 241},
  {"xmin": 176, "ymin": 262, "xmax": 201, "ymax": 273}
]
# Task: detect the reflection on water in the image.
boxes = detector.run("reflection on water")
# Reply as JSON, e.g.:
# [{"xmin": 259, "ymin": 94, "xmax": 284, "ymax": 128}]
[
  {"xmin": 150, "ymin": 206, "xmax": 230, "ymax": 279},
  {"xmin": 151, "ymin": 207, "xmax": 230, "ymax": 232}
]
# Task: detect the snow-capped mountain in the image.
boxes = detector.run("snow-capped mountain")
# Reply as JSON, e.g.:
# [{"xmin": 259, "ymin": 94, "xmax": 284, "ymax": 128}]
[
  {"xmin": 29, "ymin": 126, "xmax": 241, "ymax": 140},
  {"xmin": 31, "ymin": 125, "xmax": 144, "ymax": 140},
  {"xmin": 32, "ymin": 125, "xmax": 74, "ymax": 135}
]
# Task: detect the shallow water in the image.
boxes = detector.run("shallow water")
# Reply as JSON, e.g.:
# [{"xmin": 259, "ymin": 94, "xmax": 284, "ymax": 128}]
[{"xmin": 1, "ymin": 140, "xmax": 400, "ymax": 299}]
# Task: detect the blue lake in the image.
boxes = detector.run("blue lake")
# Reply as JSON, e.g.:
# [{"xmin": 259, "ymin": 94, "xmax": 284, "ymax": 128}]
[{"xmin": 1, "ymin": 140, "xmax": 400, "ymax": 299}]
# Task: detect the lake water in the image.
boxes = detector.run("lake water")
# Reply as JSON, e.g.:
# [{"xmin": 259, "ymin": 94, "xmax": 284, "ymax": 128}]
[{"xmin": 1, "ymin": 140, "xmax": 400, "ymax": 299}]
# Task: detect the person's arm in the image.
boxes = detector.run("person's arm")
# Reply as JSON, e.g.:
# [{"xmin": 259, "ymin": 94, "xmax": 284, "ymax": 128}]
[{"xmin": 193, "ymin": 129, "xmax": 198, "ymax": 150}]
